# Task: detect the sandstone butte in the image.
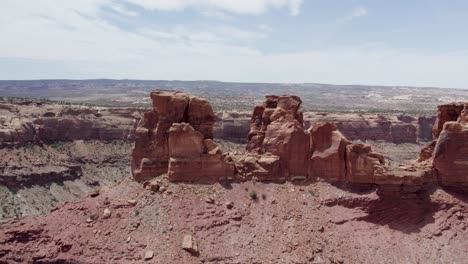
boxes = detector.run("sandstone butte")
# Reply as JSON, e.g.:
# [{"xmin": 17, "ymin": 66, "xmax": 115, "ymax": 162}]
[{"xmin": 132, "ymin": 89, "xmax": 468, "ymax": 191}]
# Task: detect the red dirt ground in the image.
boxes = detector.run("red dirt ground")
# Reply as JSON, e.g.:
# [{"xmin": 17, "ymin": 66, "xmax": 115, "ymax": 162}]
[{"xmin": 1, "ymin": 176, "xmax": 467, "ymax": 264}]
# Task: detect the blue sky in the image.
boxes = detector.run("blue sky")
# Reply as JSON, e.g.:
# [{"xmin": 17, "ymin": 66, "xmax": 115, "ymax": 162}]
[{"xmin": 1, "ymin": 0, "xmax": 468, "ymax": 88}]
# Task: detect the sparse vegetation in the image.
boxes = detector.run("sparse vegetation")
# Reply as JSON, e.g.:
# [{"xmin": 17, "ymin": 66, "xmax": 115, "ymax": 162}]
[
  {"xmin": 309, "ymin": 190, "xmax": 316, "ymax": 196},
  {"xmin": 50, "ymin": 143, "xmax": 62, "ymax": 149},
  {"xmin": 249, "ymin": 190, "xmax": 257, "ymax": 201}
]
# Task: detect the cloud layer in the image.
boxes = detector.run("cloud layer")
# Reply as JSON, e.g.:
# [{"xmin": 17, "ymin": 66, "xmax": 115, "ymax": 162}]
[
  {"xmin": 1, "ymin": 1, "xmax": 468, "ymax": 88},
  {"xmin": 127, "ymin": 0, "xmax": 303, "ymax": 16}
]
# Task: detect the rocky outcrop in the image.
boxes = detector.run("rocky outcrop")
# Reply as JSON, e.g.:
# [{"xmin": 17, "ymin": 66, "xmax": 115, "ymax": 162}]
[
  {"xmin": 240, "ymin": 95, "xmax": 388, "ymax": 183},
  {"xmin": 433, "ymin": 106, "xmax": 468, "ymax": 184},
  {"xmin": 411, "ymin": 102, "xmax": 468, "ymax": 186},
  {"xmin": 0, "ymin": 99, "xmax": 141, "ymax": 146},
  {"xmin": 346, "ymin": 143, "xmax": 387, "ymax": 183},
  {"xmin": 243, "ymin": 95, "xmax": 309, "ymax": 179},
  {"xmin": 132, "ymin": 90, "xmax": 234, "ymax": 182},
  {"xmin": 167, "ymin": 123, "xmax": 234, "ymax": 182},
  {"xmin": 432, "ymin": 103, "xmax": 466, "ymax": 139},
  {"xmin": 308, "ymin": 123, "xmax": 349, "ymax": 182}
]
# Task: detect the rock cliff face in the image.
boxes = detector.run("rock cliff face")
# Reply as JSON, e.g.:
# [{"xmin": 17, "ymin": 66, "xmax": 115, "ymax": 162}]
[
  {"xmin": 131, "ymin": 90, "xmax": 234, "ymax": 182},
  {"xmin": 432, "ymin": 103, "xmax": 468, "ymax": 185},
  {"xmin": 432, "ymin": 103, "xmax": 466, "ymax": 139},
  {"xmin": 0, "ymin": 100, "xmax": 141, "ymax": 146},
  {"xmin": 239, "ymin": 95, "xmax": 388, "ymax": 184},
  {"xmin": 308, "ymin": 123, "xmax": 348, "ymax": 182},
  {"xmin": 303, "ymin": 113, "xmax": 427, "ymax": 143},
  {"xmin": 213, "ymin": 111, "xmax": 251, "ymax": 142}
]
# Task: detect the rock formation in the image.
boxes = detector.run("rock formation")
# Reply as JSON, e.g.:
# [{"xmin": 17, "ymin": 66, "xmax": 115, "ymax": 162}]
[
  {"xmin": 132, "ymin": 90, "xmax": 234, "ymax": 182},
  {"xmin": 0, "ymin": 99, "xmax": 140, "ymax": 147},
  {"xmin": 308, "ymin": 123, "xmax": 349, "ymax": 182},
  {"xmin": 240, "ymin": 95, "xmax": 388, "ymax": 184},
  {"xmin": 432, "ymin": 103, "xmax": 468, "ymax": 185},
  {"xmin": 432, "ymin": 103, "xmax": 466, "ymax": 139}
]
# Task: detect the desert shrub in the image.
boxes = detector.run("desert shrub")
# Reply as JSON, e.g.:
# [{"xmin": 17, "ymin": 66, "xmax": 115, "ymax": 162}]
[
  {"xmin": 249, "ymin": 190, "xmax": 257, "ymax": 201},
  {"xmin": 50, "ymin": 142, "xmax": 62, "ymax": 149}
]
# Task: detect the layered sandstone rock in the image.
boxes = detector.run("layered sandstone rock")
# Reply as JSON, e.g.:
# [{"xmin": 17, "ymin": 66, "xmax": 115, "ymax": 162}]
[
  {"xmin": 243, "ymin": 95, "xmax": 309, "ymax": 179},
  {"xmin": 303, "ymin": 113, "xmax": 424, "ymax": 143},
  {"xmin": 132, "ymin": 90, "xmax": 233, "ymax": 182},
  {"xmin": 213, "ymin": 111, "xmax": 251, "ymax": 142},
  {"xmin": 167, "ymin": 123, "xmax": 234, "ymax": 182},
  {"xmin": 308, "ymin": 123, "xmax": 349, "ymax": 181},
  {"xmin": 0, "ymin": 99, "xmax": 140, "ymax": 146},
  {"xmin": 242, "ymin": 95, "xmax": 387, "ymax": 183},
  {"xmin": 346, "ymin": 143, "xmax": 387, "ymax": 183},
  {"xmin": 433, "ymin": 121, "xmax": 468, "ymax": 184},
  {"xmin": 413, "ymin": 102, "xmax": 468, "ymax": 186},
  {"xmin": 432, "ymin": 103, "xmax": 466, "ymax": 139}
]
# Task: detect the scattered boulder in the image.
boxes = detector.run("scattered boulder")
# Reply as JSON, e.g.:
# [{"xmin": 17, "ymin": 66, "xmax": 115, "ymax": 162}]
[
  {"xmin": 103, "ymin": 208, "xmax": 111, "ymax": 219},
  {"xmin": 182, "ymin": 234, "xmax": 199, "ymax": 255},
  {"xmin": 144, "ymin": 250, "xmax": 154, "ymax": 260}
]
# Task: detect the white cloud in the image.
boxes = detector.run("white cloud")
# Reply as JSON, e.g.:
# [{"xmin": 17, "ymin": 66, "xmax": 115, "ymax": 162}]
[
  {"xmin": 126, "ymin": 0, "xmax": 303, "ymax": 16},
  {"xmin": 351, "ymin": 7, "xmax": 367, "ymax": 18},
  {"xmin": 2, "ymin": 1, "xmax": 468, "ymax": 88},
  {"xmin": 110, "ymin": 3, "xmax": 139, "ymax": 17}
]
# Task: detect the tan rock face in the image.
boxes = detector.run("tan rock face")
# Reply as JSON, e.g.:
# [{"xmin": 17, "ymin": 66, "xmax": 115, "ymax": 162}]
[
  {"xmin": 433, "ymin": 121, "xmax": 468, "ymax": 184},
  {"xmin": 167, "ymin": 123, "xmax": 234, "ymax": 182},
  {"xmin": 346, "ymin": 143, "xmax": 387, "ymax": 183},
  {"xmin": 432, "ymin": 103, "xmax": 466, "ymax": 139},
  {"xmin": 132, "ymin": 89, "xmax": 233, "ymax": 182},
  {"xmin": 244, "ymin": 95, "xmax": 309, "ymax": 179},
  {"xmin": 309, "ymin": 123, "xmax": 349, "ymax": 182}
]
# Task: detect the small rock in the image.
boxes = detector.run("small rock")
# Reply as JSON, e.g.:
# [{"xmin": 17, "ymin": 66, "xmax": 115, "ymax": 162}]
[
  {"xmin": 182, "ymin": 234, "xmax": 199, "ymax": 255},
  {"xmin": 225, "ymin": 202, "xmax": 234, "ymax": 209},
  {"xmin": 103, "ymin": 208, "xmax": 111, "ymax": 219},
  {"xmin": 149, "ymin": 181, "xmax": 160, "ymax": 192},
  {"xmin": 127, "ymin": 199, "xmax": 137, "ymax": 206},
  {"xmin": 144, "ymin": 250, "xmax": 154, "ymax": 260},
  {"xmin": 205, "ymin": 196, "xmax": 215, "ymax": 204},
  {"xmin": 456, "ymin": 212, "xmax": 463, "ymax": 220},
  {"xmin": 318, "ymin": 226, "xmax": 324, "ymax": 232},
  {"xmin": 88, "ymin": 190, "xmax": 100, "ymax": 198},
  {"xmin": 159, "ymin": 186, "xmax": 166, "ymax": 193},
  {"xmin": 126, "ymin": 237, "xmax": 131, "ymax": 243}
]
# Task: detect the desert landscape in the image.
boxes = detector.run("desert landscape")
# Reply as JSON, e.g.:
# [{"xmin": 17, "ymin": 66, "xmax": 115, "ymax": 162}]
[{"xmin": 0, "ymin": 83, "xmax": 467, "ymax": 263}]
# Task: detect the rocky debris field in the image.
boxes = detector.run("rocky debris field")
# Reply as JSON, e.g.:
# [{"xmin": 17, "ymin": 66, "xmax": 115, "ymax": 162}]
[
  {"xmin": 0, "ymin": 177, "xmax": 466, "ymax": 263},
  {"xmin": 0, "ymin": 140, "xmax": 131, "ymax": 221}
]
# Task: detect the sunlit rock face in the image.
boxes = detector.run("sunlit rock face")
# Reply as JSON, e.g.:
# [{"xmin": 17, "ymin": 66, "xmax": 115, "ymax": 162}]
[{"xmin": 132, "ymin": 90, "xmax": 233, "ymax": 182}]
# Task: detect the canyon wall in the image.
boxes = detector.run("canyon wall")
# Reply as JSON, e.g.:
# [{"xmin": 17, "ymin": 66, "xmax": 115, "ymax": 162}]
[
  {"xmin": 0, "ymin": 100, "xmax": 141, "ymax": 146},
  {"xmin": 215, "ymin": 111, "xmax": 435, "ymax": 143},
  {"xmin": 0, "ymin": 99, "xmax": 434, "ymax": 147}
]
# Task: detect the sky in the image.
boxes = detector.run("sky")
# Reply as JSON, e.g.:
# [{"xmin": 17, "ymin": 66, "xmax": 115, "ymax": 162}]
[{"xmin": 1, "ymin": 0, "xmax": 468, "ymax": 88}]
